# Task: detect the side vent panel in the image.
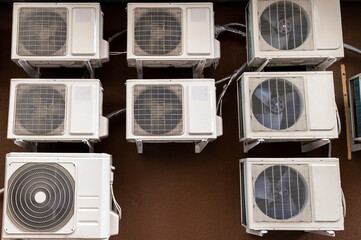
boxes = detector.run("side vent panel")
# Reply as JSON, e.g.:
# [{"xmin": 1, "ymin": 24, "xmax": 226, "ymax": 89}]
[{"xmin": 186, "ymin": 8, "xmax": 211, "ymax": 55}]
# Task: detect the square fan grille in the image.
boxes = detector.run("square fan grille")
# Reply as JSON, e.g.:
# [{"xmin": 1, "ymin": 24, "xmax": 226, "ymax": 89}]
[
  {"xmin": 133, "ymin": 8, "xmax": 182, "ymax": 56},
  {"xmin": 132, "ymin": 84, "xmax": 183, "ymax": 136},
  {"xmin": 14, "ymin": 84, "xmax": 66, "ymax": 135},
  {"xmin": 350, "ymin": 78, "xmax": 361, "ymax": 138},
  {"xmin": 17, "ymin": 7, "xmax": 68, "ymax": 56},
  {"xmin": 257, "ymin": 0, "xmax": 313, "ymax": 51},
  {"xmin": 252, "ymin": 164, "xmax": 311, "ymax": 222},
  {"xmin": 249, "ymin": 77, "xmax": 306, "ymax": 132}
]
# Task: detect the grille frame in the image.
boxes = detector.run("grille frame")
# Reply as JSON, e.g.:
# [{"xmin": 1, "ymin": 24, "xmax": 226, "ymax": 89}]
[
  {"xmin": 132, "ymin": 84, "xmax": 184, "ymax": 136},
  {"xmin": 132, "ymin": 7, "xmax": 183, "ymax": 56},
  {"xmin": 13, "ymin": 83, "xmax": 67, "ymax": 136},
  {"xmin": 249, "ymin": 77, "xmax": 307, "ymax": 132},
  {"xmin": 6, "ymin": 162, "xmax": 75, "ymax": 233},
  {"xmin": 17, "ymin": 7, "xmax": 68, "ymax": 56}
]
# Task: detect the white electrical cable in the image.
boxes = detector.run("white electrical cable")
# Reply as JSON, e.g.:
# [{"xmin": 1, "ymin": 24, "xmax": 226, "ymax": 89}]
[
  {"xmin": 106, "ymin": 108, "xmax": 126, "ymax": 120},
  {"xmin": 224, "ymin": 23, "xmax": 246, "ymax": 28},
  {"xmin": 108, "ymin": 30, "xmax": 127, "ymax": 44},
  {"xmin": 109, "ymin": 51, "xmax": 127, "ymax": 56},
  {"xmin": 0, "ymin": 188, "xmax": 4, "ymax": 195},
  {"xmin": 215, "ymin": 76, "xmax": 231, "ymax": 85},
  {"xmin": 111, "ymin": 183, "xmax": 122, "ymax": 220},
  {"xmin": 344, "ymin": 43, "xmax": 361, "ymax": 56},
  {"xmin": 336, "ymin": 102, "xmax": 342, "ymax": 136}
]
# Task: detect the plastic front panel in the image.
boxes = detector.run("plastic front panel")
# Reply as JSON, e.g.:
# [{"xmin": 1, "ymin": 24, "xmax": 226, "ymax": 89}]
[
  {"xmin": 186, "ymin": 7, "xmax": 211, "ymax": 55},
  {"xmin": 311, "ymin": 163, "xmax": 342, "ymax": 222},
  {"xmin": 72, "ymin": 8, "xmax": 96, "ymax": 55}
]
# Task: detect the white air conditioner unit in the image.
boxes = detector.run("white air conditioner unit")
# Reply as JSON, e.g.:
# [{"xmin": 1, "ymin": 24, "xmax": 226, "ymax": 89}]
[
  {"xmin": 246, "ymin": 0, "xmax": 344, "ymax": 68},
  {"xmin": 12, "ymin": 3, "xmax": 109, "ymax": 68},
  {"xmin": 2, "ymin": 152, "xmax": 119, "ymax": 240},
  {"xmin": 126, "ymin": 79, "xmax": 222, "ymax": 153},
  {"xmin": 127, "ymin": 3, "xmax": 220, "ymax": 75},
  {"xmin": 237, "ymin": 72, "xmax": 338, "ymax": 152},
  {"xmin": 348, "ymin": 73, "xmax": 361, "ymax": 152},
  {"xmin": 240, "ymin": 158, "xmax": 344, "ymax": 237},
  {"xmin": 7, "ymin": 79, "xmax": 108, "ymax": 143}
]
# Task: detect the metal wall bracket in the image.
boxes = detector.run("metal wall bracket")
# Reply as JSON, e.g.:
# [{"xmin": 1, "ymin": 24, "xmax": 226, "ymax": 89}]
[
  {"xmin": 255, "ymin": 57, "xmax": 272, "ymax": 72},
  {"xmin": 136, "ymin": 140, "xmax": 143, "ymax": 154},
  {"xmin": 305, "ymin": 230, "xmax": 335, "ymax": 237},
  {"xmin": 243, "ymin": 139, "xmax": 263, "ymax": 153},
  {"xmin": 85, "ymin": 60, "xmax": 95, "ymax": 78},
  {"xmin": 18, "ymin": 59, "xmax": 40, "ymax": 78},
  {"xmin": 309, "ymin": 57, "xmax": 337, "ymax": 71},
  {"xmin": 14, "ymin": 140, "xmax": 38, "ymax": 152},
  {"xmin": 246, "ymin": 228, "xmax": 268, "ymax": 237},
  {"xmin": 83, "ymin": 140, "xmax": 94, "ymax": 153},
  {"xmin": 136, "ymin": 59, "xmax": 143, "ymax": 79},
  {"xmin": 301, "ymin": 139, "xmax": 330, "ymax": 153},
  {"xmin": 192, "ymin": 59, "xmax": 206, "ymax": 78},
  {"xmin": 195, "ymin": 139, "xmax": 209, "ymax": 153}
]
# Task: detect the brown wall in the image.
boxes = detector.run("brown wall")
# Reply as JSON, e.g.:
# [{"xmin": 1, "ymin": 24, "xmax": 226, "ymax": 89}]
[{"xmin": 0, "ymin": 2, "xmax": 361, "ymax": 240}]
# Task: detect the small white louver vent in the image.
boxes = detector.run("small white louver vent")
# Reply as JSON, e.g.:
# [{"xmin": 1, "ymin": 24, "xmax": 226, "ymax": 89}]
[
  {"xmin": 7, "ymin": 163, "xmax": 75, "ymax": 232},
  {"xmin": 14, "ymin": 84, "xmax": 66, "ymax": 135},
  {"xmin": 254, "ymin": 165, "xmax": 308, "ymax": 221},
  {"xmin": 250, "ymin": 77, "xmax": 306, "ymax": 131},
  {"xmin": 133, "ymin": 84, "xmax": 183, "ymax": 135},
  {"xmin": 17, "ymin": 8, "xmax": 68, "ymax": 56},
  {"xmin": 258, "ymin": 0, "xmax": 312, "ymax": 51},
  {"xmin": 133, "ymin": 8, "xmax": 182, "ymax": 56}
]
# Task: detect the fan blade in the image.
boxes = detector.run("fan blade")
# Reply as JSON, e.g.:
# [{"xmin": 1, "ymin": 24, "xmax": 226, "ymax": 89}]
[
  {"xmin": 285, "ymin": 92, "xmax": 300, "ymax": 124},
  {"xmin": 267, "ymin": 195, "xmax": 299, "ymax": 219},
  {"xmin": 255, "ymin": 174, "xmax": 273, "ymax": 201},
  {"xmin": 278, "ymin": 35, "xmax": 288, "ymax": 50},
  {"xmin": 276, "ymin": 169, "xmax": 291, "ymax": 190},
  {"xmin": 253, "ymin": 87, "xmax": 271, "ymax": 107},
  {"xmin": 259, "ymin": 111, "xmax": 283, "ymax": 130}
]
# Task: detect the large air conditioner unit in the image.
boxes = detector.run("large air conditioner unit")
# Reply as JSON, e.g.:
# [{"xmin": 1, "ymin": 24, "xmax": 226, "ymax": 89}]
[
  {"xmin": 12, "ymin": 3, "xmax": 109, "ymax": 68},
  {"xmin": 237, "ymin": 72, "xmax": 338, "ymax": 153},
  {"xmin": 246, "ymin": 0, "xmax": 344, "ymax": 68},
  {"xmin": 240, "ymin": 158, "xmax": 344, "ymax": 237},
  {"xmin": 127, "ymin": 3, "xmax": 220, "ymax": 77},
  {"xmin": 2, "ymin": 152, "xmax": 119, "ymax": 240},
  {"xmin": 7, "ymin": 79, "xmax": 108, "ymax": 143},
  {"xmin": 126, "ymin": 79, "xmax": 222, "ymax": 153}
]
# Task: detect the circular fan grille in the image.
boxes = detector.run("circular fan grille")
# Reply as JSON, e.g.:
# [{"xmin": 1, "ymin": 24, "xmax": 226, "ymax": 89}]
[
  {"xmin": 260, "ymin": 1, "xmax": 309, "ymax": 50},
  {"xmin": 15, "ymin": 85, "xmax": 66, "ymax": 135},
  {"xmin": 251, "ymin": 78, "xmax": 302, "ymax": 130},
  {"xmin": 19, "ymin": 10, "xmax": 67, "ymax": 56},
  {"xmin": 134, "ymin": 10, "xmax": 182, "ymax": 55},
  {"xmin": 134, "ymin": 86, "xmax": 183, "ymax": 135},
  {"xmin": 7, "ymin": 163, "xmax": 75, "ymax": 232},
  {"xmin": 254, "ymin": 165, "xmax": 307, "ymax": 220}
]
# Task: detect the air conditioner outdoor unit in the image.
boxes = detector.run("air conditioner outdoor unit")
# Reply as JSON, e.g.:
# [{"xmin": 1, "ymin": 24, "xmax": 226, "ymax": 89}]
[
  {"xmin": 348, "ymin": 73, "xmax": 361, "ymax": 152},
  {"xmin": 12, "ymin": 3, "xmax": 109, "ymax": 68},
  {"xmin": 127, "ymin": 3, "xmax": 220, "ymax": 78},
  {"xmin": 237, "ymin": 72, "xmax": 338, "ymax": 153},
  {"xmin": 246, "ymin": 0, "xmax": 344, "ymax": 68},
  {"xmin": 2, "ymin": 152, "xmax": 119, "ymax": 240},
  {"xmin": 126, "ymin": 79, "xmax": 223, "ymax": 153},
  {"xmin": 239, "ymin": 158, "xmax": 344, "ymax": 237},
  {"xmin": 7, "ymin": 79, "xmax": 108, "ymax": 143}
]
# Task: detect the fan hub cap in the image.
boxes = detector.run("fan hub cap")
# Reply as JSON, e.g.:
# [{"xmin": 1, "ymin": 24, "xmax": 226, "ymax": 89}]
[
  {"xmin": 278, "ymin": 19, "xmax": 292, "ymax": 34},
  {"xmin": 34, "ymin": 191, "xmax": 47, "ymax": 204},
  {"xmin": 270, "ymin": 97, "xmax": 285, "ymax": 113}
]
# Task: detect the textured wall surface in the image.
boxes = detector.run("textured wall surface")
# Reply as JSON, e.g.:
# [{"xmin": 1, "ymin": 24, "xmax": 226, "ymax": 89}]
[{"xmin": 0, "ymin": 2, "xmax": 361, "ymax": 240}]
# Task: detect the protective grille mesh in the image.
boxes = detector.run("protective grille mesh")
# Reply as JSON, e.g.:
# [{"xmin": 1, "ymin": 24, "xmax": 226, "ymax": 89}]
[
  {"xmin": 18, "ymin": 7, "xmax": 67, "ymax": 56},
  {"xmin": 14, "ymin": 84, "xmax": 66, "ymax": 135},
  {"xmin": 259, "ymin": 0, "xmax": 310, "ymax": 50},
  {"xmin": 251, "ymin": 78, "xmax": 302, "ymax": 130},
  {"xmin": 133, "ymin": 84, "xmax": 183, "ymax": 135},
  {"xmin": 133, "ymin": 8, "xmax": 182, "ymax": 56},
  {"xmin": 7, "ymin": 163, "xmax": 74, "ymax": 232},
  {"xmin": 254, "ymin": 165, "xmax": 307, "ymax": 220}
]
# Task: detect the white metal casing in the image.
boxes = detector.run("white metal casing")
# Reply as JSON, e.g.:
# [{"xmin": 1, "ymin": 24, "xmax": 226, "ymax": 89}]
[
  {"xmin": 240, "ymin": 158, "xmax": 344, "ymax": 233},
  {"xmin": 2, "ymin": 152, "xmax": 119, "ymax": 240},
  {"xmin": 237, "ymin": 72, "xmax": 338, "ymax": 142},
  {"xmin": 12, "ymin": 3, "xmax": 109, "ymax": 68},
  {"xmin": 7, "ymin": 79, "xmax": 108, "ymax": 142},
  {"xmin": 127, "ymin": 2, "xmax": 220, "ymax": 68},
  {"xmin": 126, "ymin": 79, "xmax": 222, "ymax": 143},
  {"xmin": 246, "ymin": 0, "xmax": 344, "ymax": 68}
]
